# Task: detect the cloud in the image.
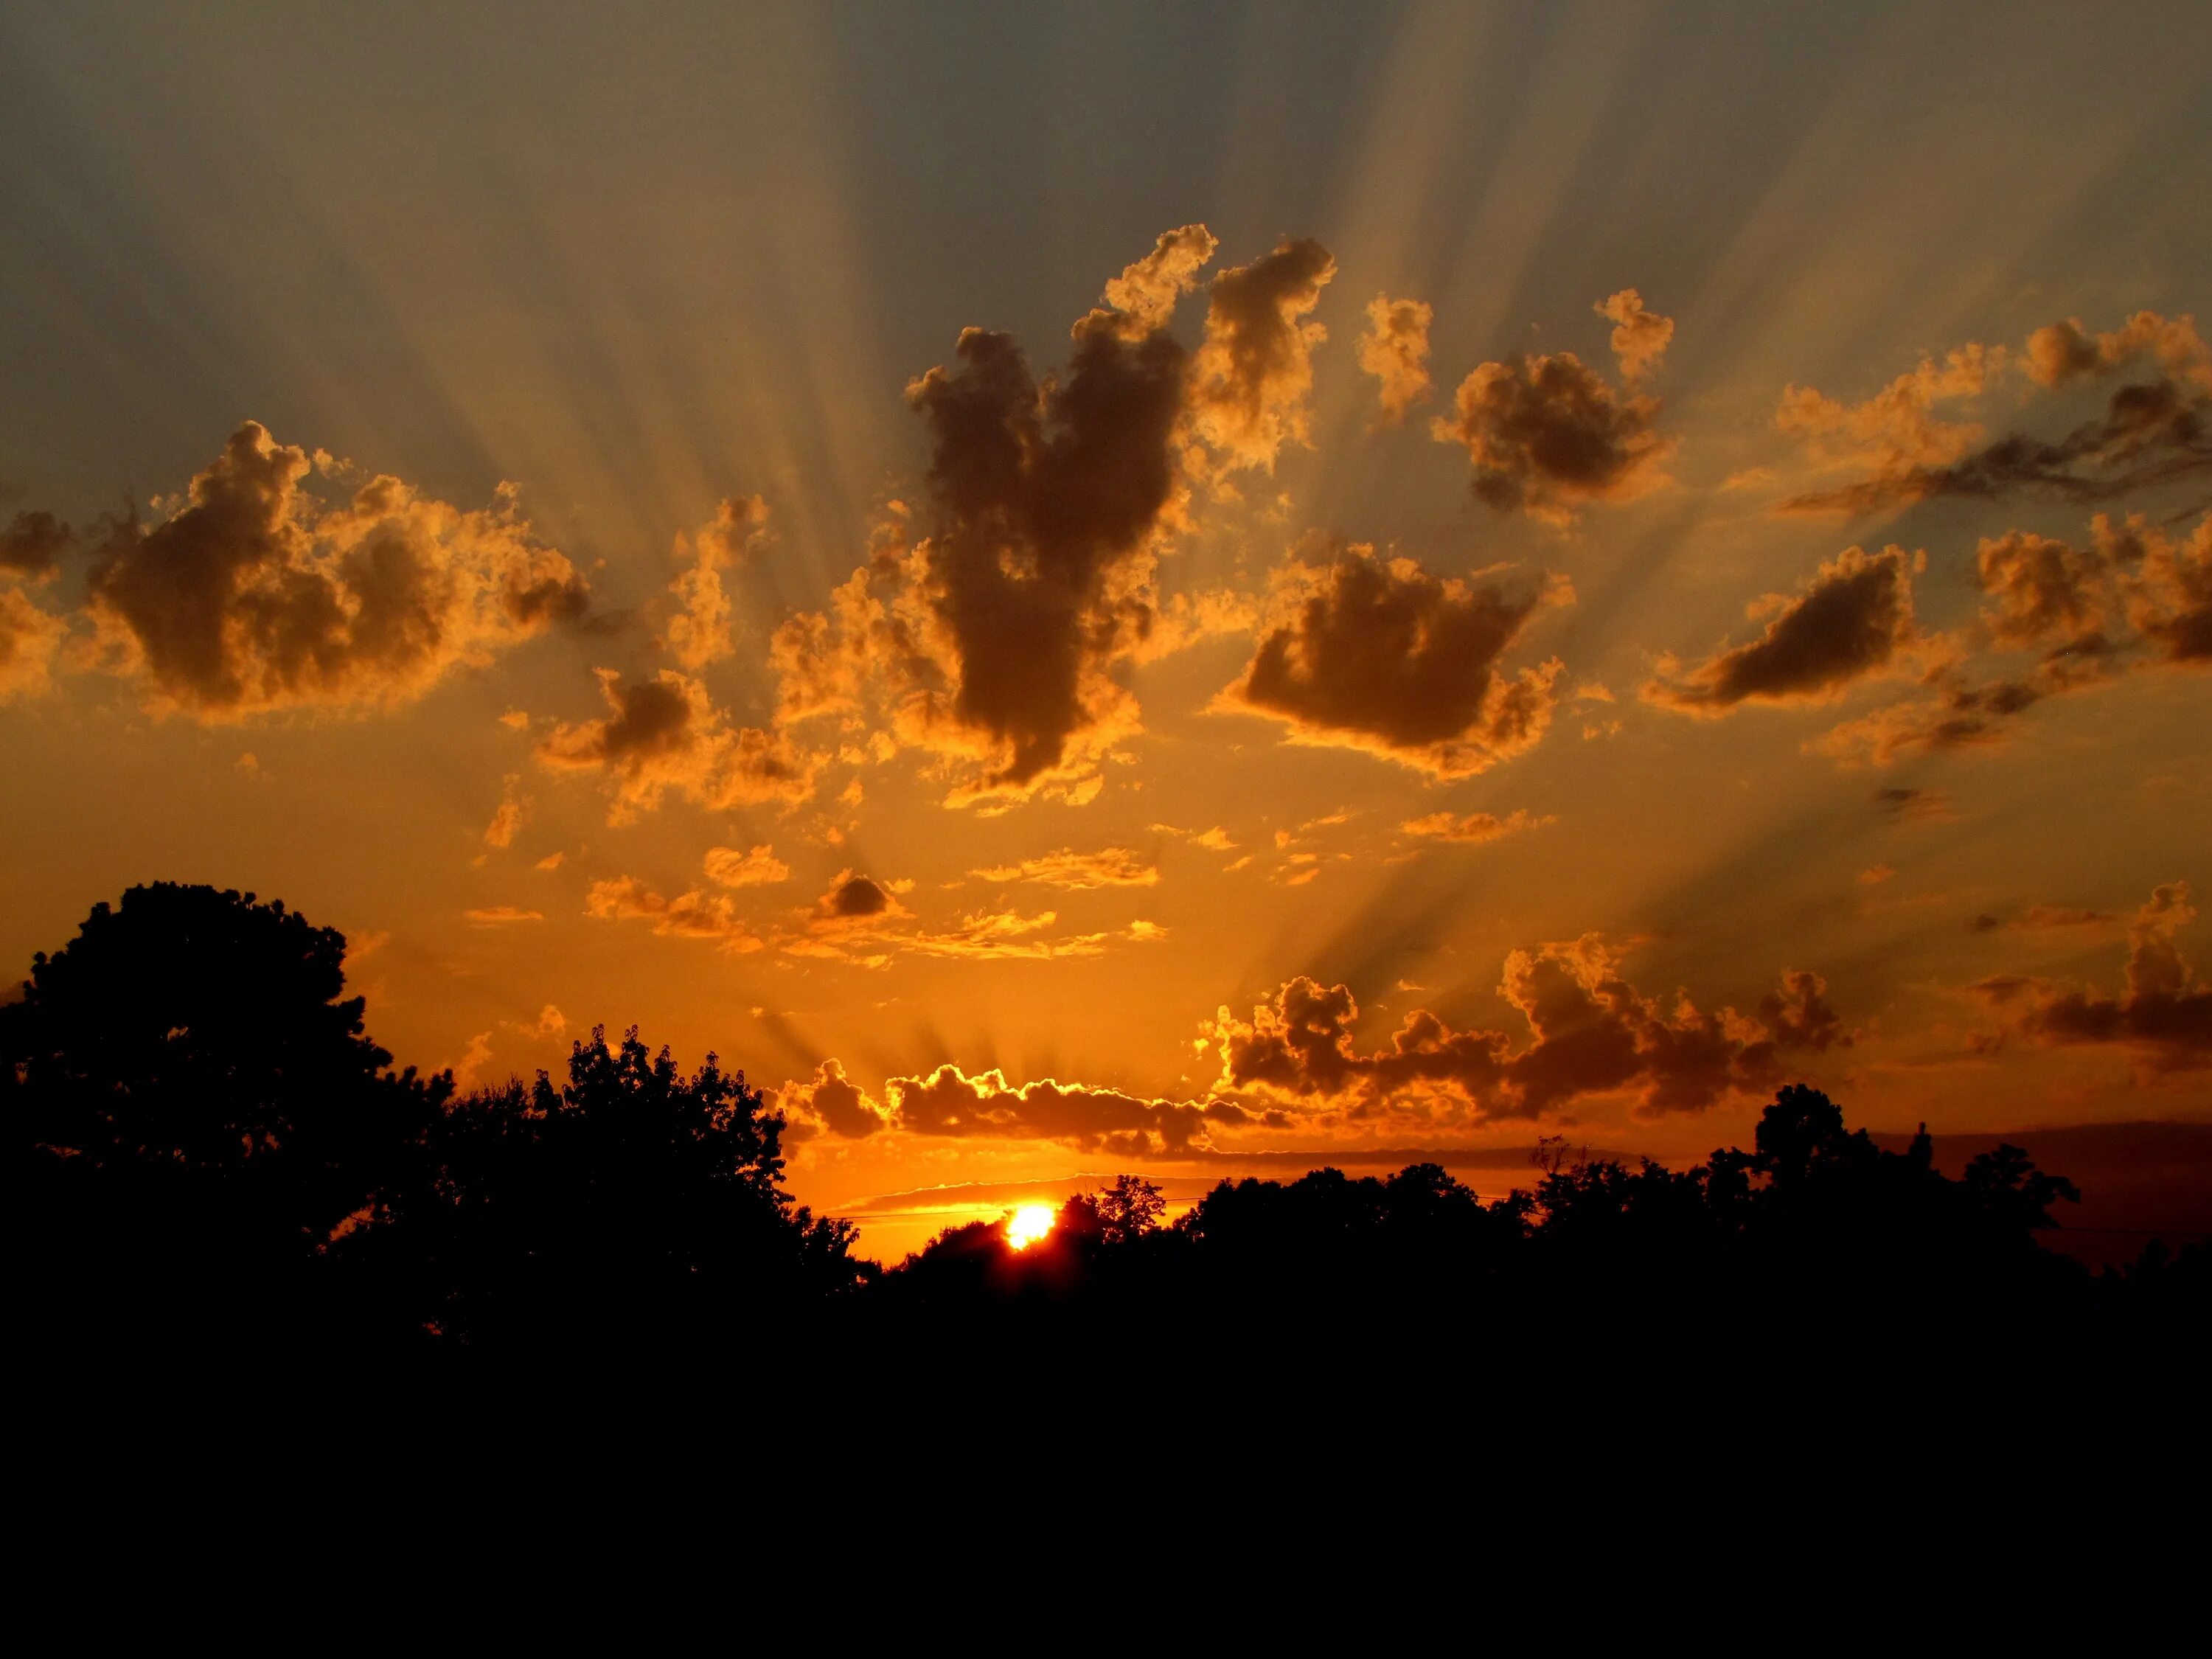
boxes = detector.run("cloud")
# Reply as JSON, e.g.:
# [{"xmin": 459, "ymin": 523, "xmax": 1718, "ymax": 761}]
[
  {"xmin": 2109, "ymin": 510, "xmax": 2212, "ymax": 664},
  {"xmin": 1970, "ymin": 905, "xmax": 2113, "ymax": 933},
  {"xmin": 1859, "ymin": 864, "xmax": 1895, "ymax": 885},
  {"xmin": 1186, "ymin": 237, "xmax": 1337, "ymax": 475},
  {"xmin": 1093, "ymin": 223, "xmax": 1220, "ymax": 337},
  {"xmin": 703, "ymin": 844, "xmax": 790, "ymax": 888},
  {"xmin": 813, "ymin": 869, "xmax": 903, "ymax": 922},
  {"xmin": 971, "ymin": 847, "xmax": 1159, "ymax": 888},
  {"xmin": 1220, "ymin": 539, "xmax": 1568, "ymax": 777},
  {"xmin": 1359, "ymin": 293, "xmax": 1433, "ymax": 425},
  {"xmin": 464, "ymin": 906, "xmax": 544, "ymax": 926},
  {"xmin": 1594, "ymin": 289, "xmax": 1673, "ymax": 381},
  {"xmin": 1779, "ymin": 313, "xmax": 2212, "ymax": 515},
  {"xmin": 1812, "ymin": 511, "xmax": 2208, "ymax": 765},
  {"xmin": 1210, "ymin": 944, "xmax": 1846, "ymax": 1124},
  {"xmin": 535, "ymin": 667, "xmax": 820, "ymax": 821},
  {"xmin": 482, "ymin": 774, "xmax": 531, "ymax": 849},
  {"xmin": 771, "ymin": 231, "xmax": 1226, "ymax": 809},
  {"xmin": 83, "ymin": 421, "xmax": 587, "ymax": 720},
  {"xmin": 1874, "ymin": 786, "xmax": 1954, "ymax": 823},
  {"xmin": 664, "ymin": 494, "xmax": 769, "ymax": 671},
  {"xmin": 2021, "ymin": 310, "xmax": 2212, "ymax": 392},
  {"xmin": 1431, "ymin": 341, "xmax": 1672, "ymax": 525},
  {"xmin": 780, "ymin": 1059, "xmax": 888, "ymax": 1139},
  {"xmin": 1644, "ymin": 544, "xmax": 1924, "ymax": 714},
  {"xmin": 1399, "ymin": 808, "xmax": 1551, "ymax": 845},
  {"xmin": 583, "ymin": 875, "xmax": 765, "ymax": 953},
  {"xmin": 884, "ymin": 1065, "xmax": 1238, "ymax": 1157},
  {"xmin": 534, "ymin": 852, "xmax": 566, "ymax": 872},
  {"xmin": 0, "ymin": 586, "xmax": 67, "ymax": 703},
  {"xmin": 1996, "ymin": 883, "xmax": 2212, "ymax": 1072},
  {"xmin": 502, "ymin": 1004, "xmax": 568, "ymax": 1039},
  {"xmin": 1152, "ymin": 822, "xmax": 1237, "ymax": 852},
  {"xmin": 1, "ymin": 510, "xmax": 72, "ymax": 579}
]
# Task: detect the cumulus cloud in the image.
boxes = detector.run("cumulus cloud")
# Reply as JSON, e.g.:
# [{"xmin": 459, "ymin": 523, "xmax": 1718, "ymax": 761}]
[
  {"xmin": 780, "ymin": 1058, "xmax": 888, "ymax": 1139},
  {"xmin": 535, "ymin": 667, "xmax": 820, "ymax": 821},
  {"xmin": 465, "ymin": 905, "xmax": 544, "ymax": 926},
  {"xmin": 1399, "ymin": 808, "xmax": 1551, "ymax": 844},
  {"xmin": 0, "ymin": 586, "xmax": 68, "ymax": 703},
  {"xmin": 1186, "ymin": 237, "xmax": 1337, "ymax": 475},
  {"xmin": 1594, "ymin": 288, "xmax": 1673, "ymax": 381},
  {"xmin": 1221, "ymin": 539, "xmax": 1568, "ymax": 776},
  {"xmin": 583, "ymin": 875, "xmax": 765, "ymax": 953},
  {"xmin": 884, "ymin": 1064, "xmax": 1239, "ymax": 1157},
  {"xmin": 664, "ymin": 494, "xmax": 769, "ymax": 671},
  {"xmin": 1431, "ymin": 339, "xmax": 1672, "ymax": 525},
  {"xmin": 771, "ymin": 231, "xmax": 1228, "ymax": 809},
  {"xmin": 1812, "ymin": 510, "xmax": 2208, "ymax": 765},
  {"xmin": 1151, "ymin": 822, "xmax": 1237, "ymax": 852},
  {"xmin": 1, "ymin": 510, "xmax": 72, "ymax": 579},
  {"xmin": 703, "ymin": 844, "xmax": 790, "ymax": 888},
  {"xmin": 2021, "ymin": 311, "xmax": 2212, "ymax": 392},
  {"xmin": 83, "ymin": 422, "xmax": 586, "ymax": 719},
  {"xmin": 482, "ymin": 774, "xmax": 531, "ymax": 849},
  {"xmin": 1359, "ymin": 293, "xmax": 1433, "ymax": 425},
  {"xmin": 1780, "ymin": 313, "xmax": 2212, "ymax": 515},
  {"xmin": 1990, "ymin": 883, "xmax": 2212, "ymax": 1072},
  {"xmin": 970, "ymin": 847, "xmax": 1159, "ymax": 888},
  {"xmin": 1093, "ymin": 223, "xmax": 1220, "ymax": 337},
  {"xmin": 1644, "ymin": 544, "xmax": 1924, "ymax": 714},
  {"xmin": 1210, "ymin": 945, "xmax": 1846, "ymax": 1124}
]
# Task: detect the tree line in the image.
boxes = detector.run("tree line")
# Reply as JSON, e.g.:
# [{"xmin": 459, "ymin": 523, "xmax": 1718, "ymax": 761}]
[{"xmin": 10, "ymin": 883, "xmax": 2202, "ymax": 1376}]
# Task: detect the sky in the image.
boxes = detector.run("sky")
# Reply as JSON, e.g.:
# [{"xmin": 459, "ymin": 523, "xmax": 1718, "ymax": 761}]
[{"xmin": 3, "ymin": 0, "xmax": 2208, "ymax": 1259}]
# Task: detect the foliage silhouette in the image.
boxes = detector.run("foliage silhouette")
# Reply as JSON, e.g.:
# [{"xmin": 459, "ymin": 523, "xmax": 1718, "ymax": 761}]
[
  {"xmin": 9, "ymin": 883, "xmax": 446, "ymax": 1360},
  {"xmin": 10, "ymin": 886, "xmax": 2205, "ymax": 1380}
]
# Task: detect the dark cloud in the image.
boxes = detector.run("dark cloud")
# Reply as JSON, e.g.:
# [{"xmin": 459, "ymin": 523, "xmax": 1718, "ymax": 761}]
[
  {"xmin": 1998, "ymin": 883, "xmax": 2212, "ymax": 1072},
  {"xmin": 1874, "ymin": 786, "xmax": 1954, "ymax": 823},
  {"xmin": 1, "ymin": 510, "xmax": 72, "ymax": 578},
  {"xmin": 779, "ymin": 1059, "xmax": 888, "ymax": 1139},
  {"xmin": 824, "ymin": 873, "xmax": 892, "ymax": 919},
  {"xmin": 1222, "ymin": 538, "xmax": 1568, "ymax": 776},
  {"xmin": 1644, "ymin": 544, "xmax": 1922, "ymax": 714},
  {"xmin": 85, "ymin": 422, "xmax": 588, "ymax": 720},
  {"xmin": 1431, "ymin": 344, "xmax": 1672, "ymax": 525},
  {"xmin": 535, "ymin": 667, "xmax": 820, "ymax": 821},
  {"xmin": 1209, "ymin": 944, "xmax": 1846, "ymax": 1124}
]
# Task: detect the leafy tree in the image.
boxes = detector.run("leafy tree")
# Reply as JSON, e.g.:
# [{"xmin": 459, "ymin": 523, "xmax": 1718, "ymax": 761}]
[
  {"xmin": 6, "ymin": 883, "xmax": 445, "ymax": 1357},
  {"xmin": 376, "ymin": 1025, "xmax": 869, "ymax": 1354},
  {"xmin": 1093, "ymin": 1174, "xmax": 1166, "ymax": 1243}
]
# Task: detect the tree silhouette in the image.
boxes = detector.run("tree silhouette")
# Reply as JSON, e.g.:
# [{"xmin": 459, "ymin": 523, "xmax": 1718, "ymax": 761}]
[
  {"xmin": 369, "ymin": 1025, "xmax": 871, "ymax": 1355},
  {"xmin": 7, "ymin": 883, "xmax": 446, "ymax": 1360},
  {"xmin": 1093, "ymin": 1174, "xmax": 1166, "ymax": 1243}
]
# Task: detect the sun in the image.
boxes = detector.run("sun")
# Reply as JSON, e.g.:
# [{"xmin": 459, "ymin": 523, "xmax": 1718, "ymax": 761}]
[{"xmin": 1005, "ymin": 1203, "xmax": 1056, "ymax": 1251}]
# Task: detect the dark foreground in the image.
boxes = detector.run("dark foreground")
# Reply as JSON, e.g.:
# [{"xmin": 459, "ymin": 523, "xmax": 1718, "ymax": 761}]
[{"xmin": 13, "ymin": 886, "xmax": 2205, "ymax": 1399}]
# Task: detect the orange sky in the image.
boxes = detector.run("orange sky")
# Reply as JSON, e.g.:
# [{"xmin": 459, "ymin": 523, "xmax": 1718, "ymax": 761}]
[{"xmin": 3, "ymin": 1, "xmax": 2208, "ymax": 1259}]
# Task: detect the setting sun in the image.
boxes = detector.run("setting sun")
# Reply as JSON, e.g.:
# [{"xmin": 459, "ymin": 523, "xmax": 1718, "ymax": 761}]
[{"xmin": 1006, "ymin": 1204, "xmax": 1057, "ymax": 1251}]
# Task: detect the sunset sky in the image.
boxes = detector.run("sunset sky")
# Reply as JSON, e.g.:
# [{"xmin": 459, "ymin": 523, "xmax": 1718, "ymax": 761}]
[{"xmin": 4, "ymin": 1, "xmax": 2208, "ymax": 1259}]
